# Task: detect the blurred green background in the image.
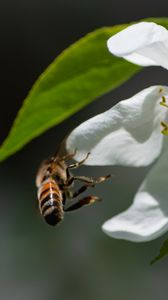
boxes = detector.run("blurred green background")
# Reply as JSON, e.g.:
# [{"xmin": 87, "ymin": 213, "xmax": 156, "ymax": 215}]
[{"xmin": 1, "ymin": 1, "xmax": 168, "ymax": 299}]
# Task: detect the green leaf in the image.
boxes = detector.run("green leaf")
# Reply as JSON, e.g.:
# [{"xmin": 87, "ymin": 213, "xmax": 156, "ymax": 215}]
[
  {"xmin": 1, "ymin": 17, "xmax": 168, "ymax": 161},
  {"xmin": 151, "ymin": 239, "xmax": 168, "ymax": 264}
]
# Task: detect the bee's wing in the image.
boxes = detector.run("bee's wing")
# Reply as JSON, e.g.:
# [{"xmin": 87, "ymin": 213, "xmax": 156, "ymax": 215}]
[{"xmin": 36, "ymin": 160, "xmax": 49, "ymax": 187}]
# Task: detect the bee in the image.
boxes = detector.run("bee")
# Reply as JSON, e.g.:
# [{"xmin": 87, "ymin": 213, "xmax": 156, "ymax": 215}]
[{"xmin": 36, "ymin": 150, "xmax": 111, "ymax": 226}]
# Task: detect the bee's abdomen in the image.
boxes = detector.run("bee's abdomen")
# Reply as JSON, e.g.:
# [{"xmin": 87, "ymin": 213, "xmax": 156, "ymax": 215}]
[{"xmin": 38, "ymin": 178, "xmax": 64, "ymax": 226}]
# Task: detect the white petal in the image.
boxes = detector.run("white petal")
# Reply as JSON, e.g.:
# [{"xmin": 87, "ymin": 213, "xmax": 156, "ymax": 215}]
[
  {"xmin": 66, "ymin": 86, "xmax": 168, "ymax": 166},
  {"xmin": 102, "ymin": 148, "xmax": 168, "ymax": 242},
  {"xmin": 107, "ymin": 22, "xmax": 168, "ymax": 69}
]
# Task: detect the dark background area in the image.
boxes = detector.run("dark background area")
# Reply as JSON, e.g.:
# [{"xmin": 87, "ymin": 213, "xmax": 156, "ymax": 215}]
[{"xmin": 1, "ymin": 1, "xmax": 168, "ymax": 299}]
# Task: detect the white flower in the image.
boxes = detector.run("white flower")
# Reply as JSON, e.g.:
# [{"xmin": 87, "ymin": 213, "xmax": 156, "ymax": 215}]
[{"xmin": 66, "ymin": 22, "xmax": 168, "ymax": 242}]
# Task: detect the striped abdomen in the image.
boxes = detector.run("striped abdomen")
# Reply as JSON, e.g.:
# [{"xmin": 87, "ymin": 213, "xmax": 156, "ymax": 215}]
[{"xmin": 38, "ymin": 177, "xmax": 64, "ymax": 225}]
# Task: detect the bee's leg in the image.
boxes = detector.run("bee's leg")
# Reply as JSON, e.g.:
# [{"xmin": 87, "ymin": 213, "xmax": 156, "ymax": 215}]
[
  {"xmin": 65, "ymin": 167, "xmax": 72, "ymax": 185},
  {"xmin": 64, "ymin": 195, "xmax": 101, "ymax": 212},
  {"xmin": 65, "ymin": 153, "xmax": 91, "ymax": 185},
  {"xmin": 66, "ymin": 174, "xmax": 111, "ymax": 187},
  {"xmin": 71, "ymin": 183, "xmax": 94, "ymax": 198},
  {"xmin": 64, "ymin": 174, "xmax": 111, "ymax": 204},
  {"xmin": 67, "ymin": 152, "xmax": 90, "ymax": 170},
  {"xmin": 62, "ymin": 192, "xmax": 66, "ymax": 205},
  {"xmin": 63, "ymin": 182, "xmax": 94, "ymax": 201}
]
